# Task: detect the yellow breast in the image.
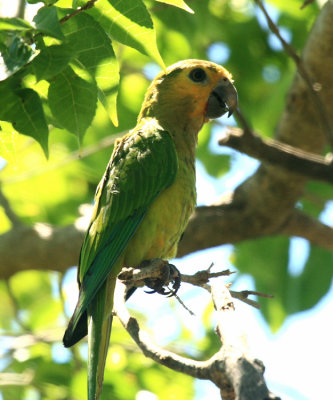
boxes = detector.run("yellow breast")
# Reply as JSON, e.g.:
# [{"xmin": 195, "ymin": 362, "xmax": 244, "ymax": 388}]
[{"xmin": 123, "ymin": 158, "xmax": 196, "ymax": 267}]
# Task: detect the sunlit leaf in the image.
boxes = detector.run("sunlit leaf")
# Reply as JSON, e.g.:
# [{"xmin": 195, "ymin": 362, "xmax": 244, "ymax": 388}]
[
  {"xmin": 0, "ymin": 17, "xmax": 33, "ymax": 32},
  {"xmin": 155, "ymin": 0, "xmax": 194, "ymax": 14},
  {"xmin": 60, "ymin": 12, "xmax": 119, "ymax": 125},
  {"xmin": 0, "ymin": 125, "xmax": 18, "ymax": 162},
  {"xmin": 0, "ymin": 85, "xmax": 49, "ymax": 157},
  {"xmin": 33, "ymin": 5, "xmax": 65, "ymax": 40},
  {"xmin": 48, "ymin": 66, "xmax": 98, "ymax": 144},
  {"xmin": 32, "ymin": 44, "xmax": 73, "ymax": 81},
  {"xmin": 90, "ymin": 0, "xmax": 165, "ymax": 67}
]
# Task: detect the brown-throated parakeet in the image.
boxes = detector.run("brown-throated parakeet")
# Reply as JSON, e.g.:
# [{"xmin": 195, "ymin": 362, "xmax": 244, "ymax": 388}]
[{"xmin": 63, "ymin": 59, "xmax": 237, "ymax": 400}]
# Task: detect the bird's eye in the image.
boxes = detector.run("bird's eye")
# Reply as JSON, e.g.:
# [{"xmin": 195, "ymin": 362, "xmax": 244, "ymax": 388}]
[{"xmin": 189, "ymin": 68, "xmax": 207, "ymax": 82}]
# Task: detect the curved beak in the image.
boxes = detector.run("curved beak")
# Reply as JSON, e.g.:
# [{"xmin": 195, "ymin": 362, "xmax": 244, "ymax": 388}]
[{"xmin": 206, "ymin": 78, "xmax": 238, "ymax": 119}]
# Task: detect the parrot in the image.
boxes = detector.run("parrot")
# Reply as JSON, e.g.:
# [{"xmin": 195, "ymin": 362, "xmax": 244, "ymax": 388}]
[{"xmin": 63, "ymin": 59, "xmax": 237, "ymax": 400}]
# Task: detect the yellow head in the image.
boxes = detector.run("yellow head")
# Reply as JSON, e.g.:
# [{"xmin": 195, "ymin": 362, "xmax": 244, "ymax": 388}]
[{"xmin": 138, "ymin": 59, "xmax": 237, "ymax": 133}]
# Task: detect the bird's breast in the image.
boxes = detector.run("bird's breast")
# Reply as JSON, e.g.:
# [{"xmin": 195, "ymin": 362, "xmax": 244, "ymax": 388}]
[{"xmin": 123, "ymin": 158, "xmax": 196, "ymax": 266}]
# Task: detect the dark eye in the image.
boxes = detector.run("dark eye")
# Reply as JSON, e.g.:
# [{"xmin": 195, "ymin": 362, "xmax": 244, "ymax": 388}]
[{"xmin": 189, "ymin": 68, "xmax": 207, "ymax": 82}]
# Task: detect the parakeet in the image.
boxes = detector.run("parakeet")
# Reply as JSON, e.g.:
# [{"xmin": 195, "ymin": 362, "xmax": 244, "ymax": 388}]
[{"xmin": 63, "ymin": 59, "xmax": 237, "ymax": 400}]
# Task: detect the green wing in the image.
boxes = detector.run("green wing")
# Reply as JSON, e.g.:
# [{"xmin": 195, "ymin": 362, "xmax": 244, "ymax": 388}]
[{"xmin": 63, "ymin": 119, "xmax": 178, "ymax": 345}]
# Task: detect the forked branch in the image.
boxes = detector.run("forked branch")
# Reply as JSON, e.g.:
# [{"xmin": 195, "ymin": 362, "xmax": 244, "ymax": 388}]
[{"xmin": 115, "ymin": 261, "xmax": 280, "ymax": 400}]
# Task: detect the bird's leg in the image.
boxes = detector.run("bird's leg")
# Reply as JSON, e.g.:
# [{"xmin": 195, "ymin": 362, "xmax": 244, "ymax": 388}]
[
  {"xmin": 144, "ymin": 260, "xmax": 181, "ymax": 297},
  {"xmin": 118, "ymin": 258, "xmax": 182, "ymax": 297}
]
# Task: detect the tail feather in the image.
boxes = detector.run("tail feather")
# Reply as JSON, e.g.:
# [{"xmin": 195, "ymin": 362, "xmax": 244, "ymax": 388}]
[
  {"xmin": 88, "ymin": 276, "xmax": 117, "ymax": 400},
  {"xmin": 63, "ymin": 310, "xmax": 88, "ymax": 348}
]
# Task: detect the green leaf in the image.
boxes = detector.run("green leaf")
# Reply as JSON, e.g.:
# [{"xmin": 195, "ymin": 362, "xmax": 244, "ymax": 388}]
[
  {"xmin": 0, "ymin": 17, "xmax": 33, "ymax": 32},
  {"xmin": 235, "ymin": 236, "xmax": 290, "ymax": 331},
  {"xmin": 155, "ymin": 0, "xmax": 194, "ymax": 14},
  {"xmin": 32, "ymin": 44, "xmax": 73, "ymax": 81},
  {"xmin": 288, "ymin": 246, "xmax": 333, "ymax": 313},
  {"xmin": 48, "ymin": 66, "xmax": 98, "ymax": 143},
  {"xmin": 9, "ymin": 270, "xmax": 61, "ymax": 330},
  {"xmin": 91, "ymin": 0, "xmax": 164, "ymax": 67},
  {"xmin": 0, "ymin": 282, "xmax": 15, "ymax": 329},
  {"xmin": 61, "ymin": 12, "xmax": 119, "ymax": 125},
  {"xmin": 0, "ymin": 84, "xmax": 49, "ymax": 157},
  {"xmin": 33, "ymin": 5, "xmax": 65, "ymax": 40},
  {"xmin": 0, "ymin": 36, "xmax": 33, "ymax": 72},
  {"xmin": 301, "ymin": 181, "xmax": 333, "ymax": 217}
]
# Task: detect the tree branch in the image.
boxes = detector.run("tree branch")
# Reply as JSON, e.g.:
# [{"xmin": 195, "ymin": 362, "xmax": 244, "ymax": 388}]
[
  {"xmin": 0, "ymin": 223, "xmax": 85, "ymax": 279},
  {"xmin": 114, "ymin": 266, "xmax": 280, "ymax": 400},
  {"xmin": 281, "ymin": 208, "xmax": 333, "ymax": 249},
  {"xmin": 0, "ymin": 201, "xmax": 332, "ymax": 279},
  {"xmin": 178, "ymin": 205, "xmax": 333, "ymax": 256},
  {"xmin": 219, "ymin": 126, "xmax": 333, "ymax": 184}
]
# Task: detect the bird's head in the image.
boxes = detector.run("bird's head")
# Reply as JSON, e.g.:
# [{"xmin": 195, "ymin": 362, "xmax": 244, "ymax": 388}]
[{"xmin": 138, "ymin": 59, "xmax": 238, "ymax": 133}]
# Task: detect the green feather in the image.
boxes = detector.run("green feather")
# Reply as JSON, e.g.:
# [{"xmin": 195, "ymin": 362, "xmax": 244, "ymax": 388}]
[{"xmin": 63, "ymin": 118, "xmax": 178, "ymax": 346}]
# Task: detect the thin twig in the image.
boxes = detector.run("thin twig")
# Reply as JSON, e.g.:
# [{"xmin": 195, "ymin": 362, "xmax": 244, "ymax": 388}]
[
  {"xmin": 114, "ymin": 281, "xmax": 213, "ymax": 379},
  {"xmin": 0, "ymin": 184, "xmax": 21, "ymax": 226},
  {"xmin": 230, "ymin": 289, "xmax": 274, "ymax": 309},
  {"xmin": 173, "ymin": 293, "xmax": 195, "ymax": 316},
  {"xmin": 300, "ymin": 0, "xmax": 315, "ymax": 10},
  {"xmin": 254, "ymin": 0, "xmax": 333, "ymax": 148},
  {"xmin": 181, "ymin": 268, "xmax": 235, "ymax": 287},
  {"xmin": 59, "ymin": 0, "xmax": 99, "ymax": 24},
  {"xmin": 233, "ymin": 108, "xmax": 253, "ymax": 136}
]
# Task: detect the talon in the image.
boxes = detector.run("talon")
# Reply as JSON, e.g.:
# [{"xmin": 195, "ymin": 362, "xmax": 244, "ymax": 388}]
[{"xmin": 143, "ymin": 261, "xmax": 182, "ymax": 296}]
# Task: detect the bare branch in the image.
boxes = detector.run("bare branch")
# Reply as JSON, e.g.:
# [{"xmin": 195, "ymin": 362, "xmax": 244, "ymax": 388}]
[
  {"xmin": 0, "ymin": 371, "xmax": 34, "ymax": 387},
  {"xmin": 230, "ymin": 290, "xmax": 274, "ymax": 309},
  {"xmin": 0, "ymin": 223, "xmax": 85, "ymax": 279},
  {"xmin": 114, "ymin": 265, "xmax": 280, "ymax": 400},
  {"xmin": 181, "ymin": 268, "xmax": 235, "ymax": 287},
  {"xmin": 1, "ymin": 198, "xmax": 332, "ymax": 279},
  {"xmin": 282, "ymin": 208, "xmax": 333, "ymax": 249},
  {"xmin": 114, "ymin": 281, "xmax": 213, "ymax": 379},
  {"xmin": 219, "ymin": 126, "xmax": 333, "ymax": 184},
  {"xmin": 178, "ymin": 203, "xmax": 333, "ymax": 256},
  {"xmin": 210, "ymin": 281, "xmax": 278, "ymax": 399}
]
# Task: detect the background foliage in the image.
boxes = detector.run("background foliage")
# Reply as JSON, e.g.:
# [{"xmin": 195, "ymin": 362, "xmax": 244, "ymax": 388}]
[{"xmin": 0, "ymin": 0, "xmax": 332, "ymax": 399}]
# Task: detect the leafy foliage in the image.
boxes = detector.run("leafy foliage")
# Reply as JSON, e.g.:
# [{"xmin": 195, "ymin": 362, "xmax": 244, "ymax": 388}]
[{"xmin": 0, "ymin": 0, "xmax": 331, "ymax": 399}]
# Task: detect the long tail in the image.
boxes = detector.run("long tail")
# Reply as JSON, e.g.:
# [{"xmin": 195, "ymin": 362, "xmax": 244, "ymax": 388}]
[{"xmin": 88, "ymin": 276, "xmax": 117, "ymax": 400}]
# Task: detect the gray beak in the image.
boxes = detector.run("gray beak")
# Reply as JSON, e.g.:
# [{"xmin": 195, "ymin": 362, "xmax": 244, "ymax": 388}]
[{"xmin": 206, "ymin": 79, "xmax": 238, "ymax": 119}]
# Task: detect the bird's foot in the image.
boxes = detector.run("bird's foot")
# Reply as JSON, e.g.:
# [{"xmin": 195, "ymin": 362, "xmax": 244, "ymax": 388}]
[
  {"xmin": 118, "ymin": 258, "xmax": 181, "ymax": 298},
  {"xmin": 143, "ymin": 260, "xmax": 181, "ymax": 297}
]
